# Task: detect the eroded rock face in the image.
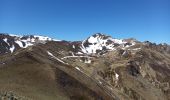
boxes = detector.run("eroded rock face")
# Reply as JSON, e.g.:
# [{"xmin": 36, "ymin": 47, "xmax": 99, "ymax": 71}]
[{"xmin": 126, "ymin": 61, "xmax": 140, "ymax": 76}]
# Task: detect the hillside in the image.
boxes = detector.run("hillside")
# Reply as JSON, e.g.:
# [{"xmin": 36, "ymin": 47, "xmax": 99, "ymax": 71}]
[{"xmin": 0, "ymin": 33, "xmax": 170, "ymax": 100}]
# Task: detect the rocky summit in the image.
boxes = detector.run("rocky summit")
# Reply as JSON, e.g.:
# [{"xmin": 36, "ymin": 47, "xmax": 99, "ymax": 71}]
[{"xmin": 0, "ymin": 33, "xmax": 170, "ymax": 100}]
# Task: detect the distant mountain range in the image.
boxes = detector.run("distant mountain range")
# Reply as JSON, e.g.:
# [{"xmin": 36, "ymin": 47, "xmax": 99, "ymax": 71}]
[{"xmin": 0, "ymin": 33, "xmax": 170, "ymax": 100}]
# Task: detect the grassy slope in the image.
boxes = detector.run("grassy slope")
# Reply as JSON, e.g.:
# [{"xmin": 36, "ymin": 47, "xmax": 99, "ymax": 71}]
[
  {"xmin": 0, "ymin": 46, "xmax": 106, "ymax": 100},
  {"xmin": 0, "ymin": 55, "xmax": 69, "ymax": 100}
]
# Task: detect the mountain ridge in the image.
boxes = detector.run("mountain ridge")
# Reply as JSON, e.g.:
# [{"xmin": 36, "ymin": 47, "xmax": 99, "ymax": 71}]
[{"xmin": 0, "ymin": 33, "xmax": 170, "ymax": 100}]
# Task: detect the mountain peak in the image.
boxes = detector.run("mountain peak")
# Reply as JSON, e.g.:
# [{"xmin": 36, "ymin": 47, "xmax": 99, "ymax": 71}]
[{"xmin": 79, "ymin": 33, "xmax": 134, "ymax": 54}]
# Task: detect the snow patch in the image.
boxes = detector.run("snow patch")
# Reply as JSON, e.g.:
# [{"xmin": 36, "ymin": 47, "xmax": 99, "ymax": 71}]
[
  {"xmin": 10, "ymin": 45, "xmax": 15, "ymax": 53},
  {"xmin": 34, "ymin": 35, "xmax": 52, "ymax": 41},
  {"xmin": 88, "ymin": 36, "xmax": 98, "ymax": 43},
  {"xmin": 75, "ymin": 67, "xmax": 81, "ymax": 71},
  {"xmin": 15, "ymin": 40, "xmax": 24, "ymax": 48},
  {"xmin": 3, "ymin": 38, "xmax": 10, "ymax": 46},
  {"xmin": 33, "ymin": 35, "xmax": 60, "ymax": 41},
  {"xmin": 61, "ymin": 55, "xmax": 92, "ymax": 59},
  {"xmin": 77, "ymin": 52, "xmax": 83, "ymax": 55},
  {"xmin": 72, "ymin": 45, "xmax": 75, "ymax": 49},
  {"xmin": 3, "ymin": 38, "xmax": 8, "ymax": 43},
  {"xmin": 111, "ymin": 38, "xmax": 125, "ymax": 44},
  {"xmin": 20, "ymin": 40, "xmax": 34, "ymax": 48},
  {"xmin": 98, "ymin": 81, "xmax": 102, "ymax": 84},
  {"xmin": 75, "ymin": 66, "xmax": 84, "ymax": 73},
  {"xmin": 115, "ymin": 73, "xmax": 119, "ymax": 80},
  {"xmin": 47, "ymin": 51, "xmax": 68, "ymax": 65}
]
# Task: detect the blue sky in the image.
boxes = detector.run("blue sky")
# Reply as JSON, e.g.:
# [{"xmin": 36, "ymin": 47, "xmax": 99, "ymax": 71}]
[{"xmin": 0, "ymin": 0, "xmax": 170, "ymax": 44}]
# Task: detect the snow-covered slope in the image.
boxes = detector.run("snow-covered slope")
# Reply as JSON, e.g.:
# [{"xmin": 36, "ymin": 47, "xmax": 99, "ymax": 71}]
[
  {"xmin": 0, "ymin": 34, "xmax": 60, "ymax": 54},
  {"xmin": 15, "ymin": 35, "xmax": 59, "ymax": 48},
  {"xmin": 80, "ymin": 33, "xmax": 135, "ymax": 54}
]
